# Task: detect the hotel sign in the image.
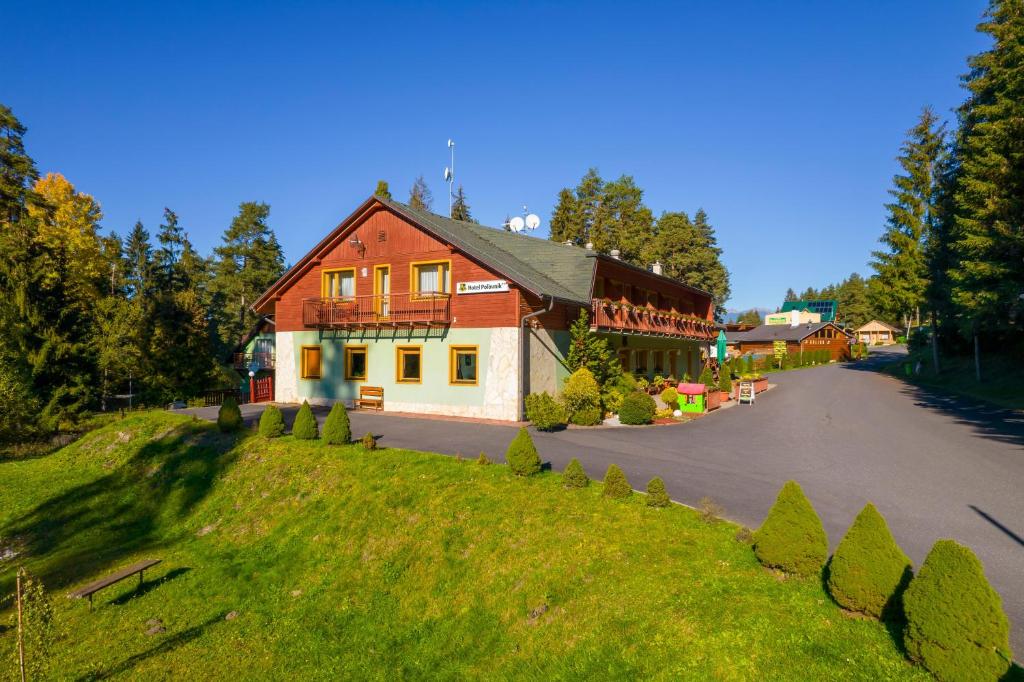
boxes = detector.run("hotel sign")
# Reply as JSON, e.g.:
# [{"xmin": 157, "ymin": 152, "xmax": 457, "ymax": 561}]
[{"xmin": 456, "ymin": 279, "xmax": 509, "ymax": 295}]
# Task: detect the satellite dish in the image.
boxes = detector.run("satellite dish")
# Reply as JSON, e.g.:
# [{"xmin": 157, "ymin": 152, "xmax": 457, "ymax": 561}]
[
  {"xmin": 525, "ymin": 214, "xmax": 540, "ymax": 230},
  {"xmin": 509, "ymin": 216, "xmax": 525, "ymax": 233},
  {"xmin": 444, "ymin": 167, "xmax": 452, "ymax": 182}
]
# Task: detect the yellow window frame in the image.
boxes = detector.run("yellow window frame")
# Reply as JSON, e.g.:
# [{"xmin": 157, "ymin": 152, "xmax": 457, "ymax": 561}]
[
  {"xmin": 321, "ymin": 267, "xmax": 356, "ymax": 299},
  {"xmin": 344, "ymin": 345, "xmax": 368, "ymax": 381},
  {"xmin": 449, "ymin": 345, "xmax": 479, "ymax": 386},
  {"xmin": 410, "ymin": 259, "xmax": 451, "ymax": 299},
  {"xmin": 300, "ymin": 345, "xmax": 322, "ymax": 379},
  {"xmin": 395, "ymin": 345, "xmax": 422, "ymax": 384}
]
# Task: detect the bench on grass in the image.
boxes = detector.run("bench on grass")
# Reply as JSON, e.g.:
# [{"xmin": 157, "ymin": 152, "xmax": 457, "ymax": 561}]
[
  {"xmin": 68, "ymin": 559, "xmax": 162, "ymax": 608},
  {"xmin": 355, "ymin": 385, "xmax": 384, "ymax": 411}
]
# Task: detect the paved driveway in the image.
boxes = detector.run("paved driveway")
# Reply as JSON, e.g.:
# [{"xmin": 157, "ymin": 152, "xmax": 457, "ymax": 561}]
[{"xmin": 184, "ymin": 347, "xmax": 1024, "ymax": 653}]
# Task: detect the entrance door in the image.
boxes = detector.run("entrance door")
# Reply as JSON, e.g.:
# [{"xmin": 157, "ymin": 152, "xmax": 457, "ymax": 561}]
[{"xmin": 375, "ymin": 266, "xmax": 390, "ymax": 318}]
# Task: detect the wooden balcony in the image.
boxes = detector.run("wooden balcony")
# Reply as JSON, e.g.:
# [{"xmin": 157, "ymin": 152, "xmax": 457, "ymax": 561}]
[
  {"xmin": 303, "ymin": 293, "xmax": 452, "ymax": 329},
  {"xmin": 591, "ymin": 298, "xmax": 716, "ymax": 341},
  {"xmin": 233, "ymin": 352, "xmax": 275, "ymax": 370}
]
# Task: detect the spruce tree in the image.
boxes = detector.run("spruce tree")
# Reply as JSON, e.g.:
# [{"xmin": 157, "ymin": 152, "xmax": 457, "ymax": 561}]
[
  {"xmin": 566, "ymin": 308, "xmax": 621, "ymax": 387},
  {"xmin": 451, "ymin": 185, "xmax": 475, "ymax": 222},
  {"xmin": 292, "ymin": 400, "xmax": 319, "ymax": 439},
  {"xmin": 563, "ymin": 457, "xmax": 589, "ymax": 488},
  {"xmin": 505, "ymin": 427, "xmax": 541, "ymax": 476},
  {"xmin": 408, "ymin": 175, "xmax": 432, "ymax": 210},
  {"xmin": 827, "ymin": 503, "xmax": 912, "ymax": 619},
  {"xmin": 602, "ymin": 464, "xmax": 632, "ymax": 499},
  {"xmin": 646, "ymin": 477, "xmax": 670, "ymax": 507},
  {"xmin": 124, "ymin": 221, "xmax": 154, "ymax": 301},
  {"xmin": 258, "ymin": 404, "xmax": 285, "ymax": 438},
  {"xmin": 650, "ymin": 209, "xmax": 731, "ymax": 321},
  {"xmin": 322, "ymin": 402, "xmax": 351, "ymax": 444},
  {"xmin": 753, "ymin": 480, "xmax": 828, "ymax": 577},
  {"xmin": 217, "ymin": 397, "xmax": 243, "ymax": 432},
  {"xmin": 374, "ymin": 180, "xmax": 392, "ymax": 200}
]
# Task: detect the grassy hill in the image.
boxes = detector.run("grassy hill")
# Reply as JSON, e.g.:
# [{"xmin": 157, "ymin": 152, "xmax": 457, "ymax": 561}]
[{"xmin": 0, "ymin": 412, "xmax": 926, "ymax": 679}]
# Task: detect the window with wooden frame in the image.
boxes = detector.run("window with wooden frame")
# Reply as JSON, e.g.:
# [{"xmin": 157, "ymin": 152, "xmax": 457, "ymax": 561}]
[
  {"xmin": 344, "ymin": 345, "xmax": 367, "ymax": 381},
  {"xmin": 646, "ymin": 290, "xmax": 658, "ymax": 308},
  {"xmin": 300, "ymin": 345, "xmax": 322, "ymax": 379},
  {"xmin": 322, "ymin": 268, "xmax": 356, "ymax": 299},
  {"xmin": 449, "ymin": 345, "xmax": 478, "ymax": 385},
  {"xmin": 635, "ymin": 350, "xmax": 649, "ymax": 374},
  {"xmin": 410, "ymin": 260, "xmax": 450, "ymax": 297},
  {"xmin": 395, "ymin": 346, "xmax": 422, "ymax": 383}
]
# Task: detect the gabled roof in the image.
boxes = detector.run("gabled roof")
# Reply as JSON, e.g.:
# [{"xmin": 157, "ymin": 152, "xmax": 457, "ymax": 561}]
[
  {"xmin": 853, "ymin": 319, "xmax": 902, "ymax": 333},
  {"xmin": 253, "ymin": 196, "xmax": 713, "ymax": 311},
  {"xmin": 724, "ymin": 321, "xmax": 852, "ymax": 343}
]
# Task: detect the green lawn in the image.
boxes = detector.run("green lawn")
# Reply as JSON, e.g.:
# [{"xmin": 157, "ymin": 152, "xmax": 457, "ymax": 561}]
[{"xmin": 0, "ymin": 412, "xmax": 927, "ymax": 679}]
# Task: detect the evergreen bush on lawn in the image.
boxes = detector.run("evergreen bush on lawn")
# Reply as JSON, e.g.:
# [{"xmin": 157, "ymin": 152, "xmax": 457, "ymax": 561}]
[
  {"xmin": 506, "ymin": 427, "xmax": 541, "ymax": 476},
  {"xmin": 476, "ymin": 452, "xmax": 491, "ymax": 465},
  {"xmin": 646, "ymin": 477, "xmax": 670, "ymax": 507},
  {"xmin": 292, "ymin": 400, "xmax": 319, "ymax": 440},
  {"xmin": 217, "ymin": 397, "xmax": 243, "ymax": 433},
  {"xmin": 563, "ymin": 457, "xmax": 589, "ymax": 488},
  {"xmin": 361, "ymin": 432, "xmax": 377, "ymax": 450},
  {"xmin": 524, "ymin": 392, "xmax": 567, "ymax": 431},
  {"xmin": 562, "ymin": 368, "xmax": 602, "ymax": 425},
  {"xmin": 753, "ymin": 480, "xmax": 828, "ymax": 577},
  {"xmin": 618, "ymin": 391, "xmax": 656, "ymax": 425},
  {"xmin": 322, "ymin": 402, "xmax": 351, "ymax": 444},
  {"xmin": 827, "ymin": 503, "xmax": 912, "ymax": 619},
  {"xmin": 903, "ymin": 540, "xmax": 1012, "ymax": 682},
  {"xmin": 602, "ymin": 464, "xmax": 632, "ymax": 499},
  {"xmin": 258, "ymin": 404, "xmax": 284, "ymax": 438},
  {"xmin": 660, "ymin": 386, "xmax": 679, "ymax": 407}
]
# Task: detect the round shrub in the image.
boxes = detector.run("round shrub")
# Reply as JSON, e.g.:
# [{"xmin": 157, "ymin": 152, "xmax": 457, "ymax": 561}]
[
  {"xmin": 291, "ymin": 400, "xmax": 319, "ymax": 440},
  {"xmin": 903, "ymin": 540, "xmax": 1012, "ymax": 681},
  {"xmin": 562, "ymin": 368, "xmax": 601, "ymax": 424},
  {"xmin": 646, "ymin": 477, "xmax": 670, "ymax": 507},
  {"xmin": 827, "ymin": 503, "xmax": 912, "ymax": 619},
  {"xmin": 659, "ymin": 386, "xmax": 678, "ymax": 407},
  {"xmin": 217, "ymin": 396, "xmax": 243, "ymax": 433},
  {"xmin": 753, "ymin": 480, "xmax": 828, "ymax": 577},
  {"xmin": 524, "ymin": 392, "xmax": 567, "ymax": 431},
  {"xmin": 563, "ymin": 457, "xmax": 589, "ymax": 488},
  {"xmin": 506, "ymin": 427, "xmax": 541, "ymax": 476},
  {"xmin": 602, "ymin": 464, "xmax": 631, "ymax": 499},
  {"xmin": 258, "ymin": 404, "xmax": 284, "ymax": 438},
  {"xmin": 618, "ymin": 391, "xmax": 656, "ymax": 425},
  {"xmin": 361, "ymin": 432, "xmax": 377, "ymax": 450},
  {"xmin": 322, "ymin": 402, "xmax": 351, "ymax": 445}
]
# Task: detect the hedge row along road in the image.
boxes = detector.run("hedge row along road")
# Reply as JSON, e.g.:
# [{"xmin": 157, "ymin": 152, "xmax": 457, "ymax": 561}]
[{"xmin": 184, "ymin": 346, "xmax": 1024, "ymax": 655}]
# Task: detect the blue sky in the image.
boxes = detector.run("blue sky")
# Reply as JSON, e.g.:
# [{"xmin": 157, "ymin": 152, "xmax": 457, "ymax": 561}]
[{"xmin": 3, "ymin": 1, "xmax": 988, "ymax": 310}]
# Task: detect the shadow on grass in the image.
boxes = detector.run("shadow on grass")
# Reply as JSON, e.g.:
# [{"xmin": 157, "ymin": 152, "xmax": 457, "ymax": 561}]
[
  {"xmin": 820, "ymin": 556, "xmax": 914, "ymax": 658},
  {"xmin": 1001, "ymin": 663, "xmax": 1024, "ymax": 681},
  {"xmin": 78, "ymin": 611, "xmax": 228, "ymax": 681},
  {"xmin": 108, "ymin": 567, "xmax": 192, "ymax": 606},
  {"xmin": 1, "ymin": 422, "xmax": 240, "ymax": 597}
]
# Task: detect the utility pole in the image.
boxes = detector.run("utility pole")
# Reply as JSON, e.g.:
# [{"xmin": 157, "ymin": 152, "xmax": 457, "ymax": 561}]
[
  {"xmin": 444, "ymin": 139, "xmax": 455, "ymax": 218},
  {"xmin": 16, "ymin": 569, "xmax": 26, "ymax": 682}
]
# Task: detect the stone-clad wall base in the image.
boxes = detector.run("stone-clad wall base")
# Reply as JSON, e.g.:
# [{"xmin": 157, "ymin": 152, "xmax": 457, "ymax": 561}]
[{"xmin": 276, "ymin": 332, "xmax": 298, "ymax": 403}]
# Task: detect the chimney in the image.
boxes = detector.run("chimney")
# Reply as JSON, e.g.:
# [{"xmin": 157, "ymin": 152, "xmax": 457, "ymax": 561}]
[
  {"xmin": 651, "ymin": 260, "xmax": 663, "ymax": 275},
  {"xmin": 610, "ymin": 249, "xmax": 621, "ymax": 260}
]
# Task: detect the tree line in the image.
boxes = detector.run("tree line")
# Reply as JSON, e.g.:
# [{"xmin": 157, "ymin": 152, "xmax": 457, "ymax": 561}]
[{"xmin": 0, "ymin": 105, "xmax": 286, "ymax": 442}]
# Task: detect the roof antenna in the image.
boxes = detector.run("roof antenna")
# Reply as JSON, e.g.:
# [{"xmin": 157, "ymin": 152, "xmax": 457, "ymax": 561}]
[{"xmin": 444, "ymin": 139, "xmax": 455, "ymax": 218}]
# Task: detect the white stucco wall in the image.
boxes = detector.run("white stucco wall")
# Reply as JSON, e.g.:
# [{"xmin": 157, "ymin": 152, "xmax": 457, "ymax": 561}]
[{"xmin": 275, "ymin": 331, "xmax": 298, "ymax": 403}]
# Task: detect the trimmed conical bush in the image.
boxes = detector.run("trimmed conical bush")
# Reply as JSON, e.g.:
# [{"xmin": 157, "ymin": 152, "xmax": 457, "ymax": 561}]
[
  {"xmin": 506, "ymin": 427, "xmax": 541, "ymax": 476},
  {"xmin": 563, "ymin": 458, "xmax": 589, "ymax": 488},
  {"xmin": 646, "ymin": 477, "xmax": 670, "ymax": 507},
  {"xmin": 903, "ymin": 540, "xmax": 1012, "ymax": 681},
  {"xmin": 217, "ymin": 397, "xmax": 243, "ymax": 433},
  {"xmin": 291, "ymin": 400, "xmax": 319, "ymax": 440},
  {"xmin": 322, "ymin": 402, "xmax": 351, "ymax": 445},
  {"xmin": 827, "ymin": 503, "xmax": 912, "ymax": 619},
  {"xmin": 602, "ymin": 464, "xmax": 631, "ymax": 499},
  {"xmin": 753, "ymin": 480, "xmax": 828, "ymax": 577},
  {"xmin": 258, "ymin": 404, "xmax": 285, "ymax": 438},
  {"xmin": 476, "ymin": 452, "xmax": 491, "ymax": 465}
]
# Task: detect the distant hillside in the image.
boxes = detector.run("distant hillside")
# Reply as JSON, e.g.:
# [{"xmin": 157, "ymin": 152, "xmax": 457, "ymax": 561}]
[{"xmin": 723, "ymin": 308, "xmax": 774, "ymax": 323}]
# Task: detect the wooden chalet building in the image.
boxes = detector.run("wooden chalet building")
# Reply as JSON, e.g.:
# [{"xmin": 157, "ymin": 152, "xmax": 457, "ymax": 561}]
[
  {"xmin": 250, "ymin": 196, "xmax": 716, "ymax": 421},
  {"xmin": 725, "ymin": 321, "xmax": 853, "ymax": 361}
]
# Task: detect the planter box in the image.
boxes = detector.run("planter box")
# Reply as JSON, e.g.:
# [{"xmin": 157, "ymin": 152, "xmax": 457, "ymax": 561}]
[
  {"xmin": 754, "ymin": 378, "xmax": 768, "ymax": 393},
  {"xmin": 706, "ymin": 389, "xmax": 722, "ymax": 411}
]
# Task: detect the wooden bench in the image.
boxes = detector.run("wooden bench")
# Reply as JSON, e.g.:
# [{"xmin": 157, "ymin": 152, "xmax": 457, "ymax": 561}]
[
  {"xmin": 355, "ymin": 386, "xmax": 384, "ymax": 411},
  {"xmin": 68, "ymin": 559, "xmax": 162, "ymax": 608}
]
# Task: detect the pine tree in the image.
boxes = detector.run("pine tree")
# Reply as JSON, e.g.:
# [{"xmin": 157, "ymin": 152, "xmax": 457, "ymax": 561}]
[
  {"xmin": 602, "ymin": 464, "xmax": 632, "ymax": 499},
  {"xmin": 292, "ymin": 400, "xmax": 319, "ymax": 439},
  {"xmin": 408, "ymin": 175, "xmax": 432, "ymax": 210},
  {"xmin": 124, "ymin": 221, "xmax": 154, "ymax": 300},
  {"xmin": 451, "ymin": 185, "xmax": 475, "ymax": 222},
  {"xmin": 374, "ymin": 180, "xmax": 392, "ymax": 200},
  {"xmin": 566, "ymin": 309, "xmax": 621, "ymax": 387},
  {"xmin": 549, "ymin": 169, "xmax": 603, "ymax": 247},
  {"xmin": 593, "ymin": 174, "xmax": 654, "ymax": 264},
  {"xmin": 870, "ymin": 108, "xmax": 946, "ymax": 335},
  {"xmin": 505, "ymin": 427, "xmax": 541, "ymax": 476},
  {"xmin": 0, "ymin": 104, "xmax": 39, "ymax": 224},
  {"xmin": 784, "ymin": 288, "xmax": 798, "ymax": 302},
  {"xmin": 259, "ymin": 404, "xmax": 285, "ymax": 438},
  {"xmin": 549, "ymin": 187, "xmax": 582, "ymax": 244},
  {"xmin": 322, "ymin": 402, "xmax": 351, "ymax": 444},
  {"xmin": 649, "ymin": 210, "xmax": 730, "ymax": 321}
]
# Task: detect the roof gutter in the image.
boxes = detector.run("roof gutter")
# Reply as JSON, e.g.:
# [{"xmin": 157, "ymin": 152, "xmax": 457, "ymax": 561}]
[{"xmin": 517, "ymin": 295, "xmax": 555, "ymax": 421}]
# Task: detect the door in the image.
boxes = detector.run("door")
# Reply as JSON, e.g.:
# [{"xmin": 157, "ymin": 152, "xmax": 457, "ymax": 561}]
[{"xmin": 375, "ymin": 265, "xmax": 390, "ymax": 318}]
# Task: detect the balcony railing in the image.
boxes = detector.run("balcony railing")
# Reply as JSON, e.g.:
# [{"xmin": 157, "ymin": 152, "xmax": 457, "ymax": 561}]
[
  {"xmin": 303, "ymin": 293, "xmax": 452, "ymax": 328},
  {"xmin": 591, "ymin": 298, "xmax": 716, "ymax": 341},
  {"xmin": 233, "ymin": 352, "xmax": 275, "ymax": 370}
]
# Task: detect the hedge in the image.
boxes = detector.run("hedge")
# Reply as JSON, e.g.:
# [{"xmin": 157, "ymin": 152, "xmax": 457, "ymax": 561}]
[
  {"xmin": 618, "ymin": 391, "xmax": 656, "ymax": 425},
  {"xmin": 524, "ymin": 392, "xmax": 567, "ymax": 431}
]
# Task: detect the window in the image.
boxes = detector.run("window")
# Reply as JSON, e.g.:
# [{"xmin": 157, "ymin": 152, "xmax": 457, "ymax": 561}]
[
  {"xmin": 594, "ymin": 277, "xmax": 605, "ymax": 299},
  {"xmin": 323, "ymin": 268, "xmax": 355, "ymax": 299},
  {"xmin": 646, "ymin": 290, "xmax": 658, "ymax": 308},
  {"xmin": 396, "ymin": 346, "xmax": 422, "ymax": 383},
  {"xmin": 635, "ymin": 350, "xmax": 649, "ymax": 374},
  {"xmin": 411, "ymin": 261, "xmax": 450, "ymax": 296},
  {"xmin": 449, "ymin": 345, "xmax": 478, "ymax": 385},
  {"xmin": 345, "ymin": 345, "xmax": 367, "ymax": 381},
  {"xmin": 301, "ymin": 345, "xmax": 322, "ymax": 379}
]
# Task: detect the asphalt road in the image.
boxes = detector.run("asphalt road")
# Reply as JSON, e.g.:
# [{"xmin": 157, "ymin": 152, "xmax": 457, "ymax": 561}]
[{"xmin": 186, "ymin": 347, "xmax": 1024, "ymax": 654}]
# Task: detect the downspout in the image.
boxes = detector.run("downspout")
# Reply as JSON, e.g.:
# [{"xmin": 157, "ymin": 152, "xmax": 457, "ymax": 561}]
[{"xmin": 518, "ymin": 295, "xmax": 555, "ymax": 421}]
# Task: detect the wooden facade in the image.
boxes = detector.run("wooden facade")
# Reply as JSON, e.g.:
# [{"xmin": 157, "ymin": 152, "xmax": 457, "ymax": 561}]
[{"xmin": 729, "ymin": 322, "xmax": 853, "ymax": 362}]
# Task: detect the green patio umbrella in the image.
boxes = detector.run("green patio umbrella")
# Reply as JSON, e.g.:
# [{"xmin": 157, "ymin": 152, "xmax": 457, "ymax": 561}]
[{"xmin": 716, "ymin": 330, "xmax": 727, "ymax": 362}]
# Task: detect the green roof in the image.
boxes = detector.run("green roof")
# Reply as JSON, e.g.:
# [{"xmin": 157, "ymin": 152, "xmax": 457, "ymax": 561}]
[
  {"xmin": 380, "ymin": 197, "xmax": 596, "ymax": 304},
  {"xmin": 781, "ymin": 299, "xmax": 837, "ymax": 321}
]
